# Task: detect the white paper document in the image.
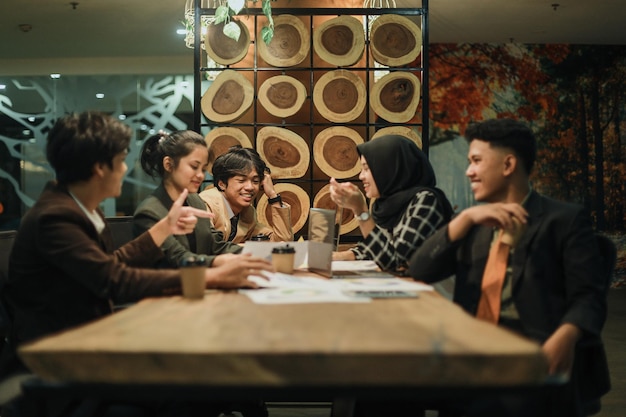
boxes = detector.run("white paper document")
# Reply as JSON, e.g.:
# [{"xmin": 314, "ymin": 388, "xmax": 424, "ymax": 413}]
[
  {"xmin": 331, "ymin": 260, "xmax": 379, "ymax": 272},
  {"xmin": 242, "ymin": 272, "xmax": 365, "ymax": 304},
  {"xmin": 240, "ymin": 286, "xmax": 369, "ymax": 304},
  {"xmin": 332, "ymin": 277, "xmax": 433, "ymax": 292},
  {"xmin": 247, "ymin": 271, "xmax": 332, "ymax": 289},
  {"xmin": 242, "ymin": 271, "xmax": 432, "ymax": 304}
]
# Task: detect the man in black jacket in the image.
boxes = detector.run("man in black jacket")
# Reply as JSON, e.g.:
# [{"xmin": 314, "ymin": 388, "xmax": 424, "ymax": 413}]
[{"xmin": 410, "ymin": 118, "xmax": 610, "ymax": 417}]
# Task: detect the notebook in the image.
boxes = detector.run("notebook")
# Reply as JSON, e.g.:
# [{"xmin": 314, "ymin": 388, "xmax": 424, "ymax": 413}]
[
  {"xmin": 308, "ymin": 208, "xmax": 394, "ymax": 279},
  {"xmin": 331, "ymin": 261, "xmax": 394, "ymax": 279},
  {"xmin": 242, "ymin": 208, "xmax": 334, "ymax": 276},
  {"xmin": 308, "ymin": 207, "xmax": 341, "ymax": 251}
]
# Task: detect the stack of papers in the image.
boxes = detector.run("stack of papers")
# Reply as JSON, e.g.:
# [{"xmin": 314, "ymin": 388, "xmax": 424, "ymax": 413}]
[
  {"xmin": 331, "ymin": 260, "xmax": 379, "ymax": 271},
  {"xmin": 241, "ymin": 271, "xmax": 433, "ymax": 304}
]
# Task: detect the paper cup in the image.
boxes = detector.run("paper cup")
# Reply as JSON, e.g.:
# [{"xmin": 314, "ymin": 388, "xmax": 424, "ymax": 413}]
[
  {"xmin": 271, "ymin": 245, "xmax": 296, "ymax": 274},
  {"xmin": 180, "ymin": 266, "xmax": 206, "ymax": 300}
]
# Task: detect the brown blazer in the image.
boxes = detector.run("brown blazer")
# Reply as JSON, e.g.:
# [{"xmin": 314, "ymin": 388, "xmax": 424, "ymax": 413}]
[{"xmin": 3, "ymin": 181, "xmax": 181, "ymax": 353}]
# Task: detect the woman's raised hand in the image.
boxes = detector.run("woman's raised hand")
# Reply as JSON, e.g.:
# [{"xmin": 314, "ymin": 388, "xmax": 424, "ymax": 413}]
[{"xmin": 329, "ymin": 178, "xmax": 366, "ymax": 214}]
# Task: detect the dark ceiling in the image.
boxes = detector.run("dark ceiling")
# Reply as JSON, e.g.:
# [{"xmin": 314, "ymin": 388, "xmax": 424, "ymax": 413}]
[{"xmin": 1, "ymin": 0, "xmax": 624, "ymax": 64}]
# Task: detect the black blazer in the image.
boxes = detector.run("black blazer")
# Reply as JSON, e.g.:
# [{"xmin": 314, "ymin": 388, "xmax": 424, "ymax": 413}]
[{"xmin": 409, "ymin": 191, "xmax": 610, "ymax": 409}]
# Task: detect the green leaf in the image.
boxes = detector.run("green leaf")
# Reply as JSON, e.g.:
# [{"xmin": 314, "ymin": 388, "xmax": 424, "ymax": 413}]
[
  {"xmin": 223, "ymin": 21, "xmax": 242, "ymax": 42},
  {"xmin": 262, "ymin": 0, "xmax": 273, "ymax": 27},
  {"xmin": 213, "ymin": 5, "xmax": 230, "ymax": 25},
  {"xmin": 261, "ymin": 26, "xmax": 273, "ymax": 45},
  {"xmin": 227, "ymin": 0, "xmax": 245, "ymax": 15}
]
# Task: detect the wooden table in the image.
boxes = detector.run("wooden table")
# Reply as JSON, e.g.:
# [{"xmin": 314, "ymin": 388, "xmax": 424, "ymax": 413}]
[{"xmin": 19, "ymin": 290, "xmax": 548, "ymax": 402}]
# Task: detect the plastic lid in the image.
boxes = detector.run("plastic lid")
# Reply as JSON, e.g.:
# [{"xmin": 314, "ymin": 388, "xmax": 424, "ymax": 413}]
[
  {"xmin": 179, "ymin": 255, "xmax": 208, "ymax": 267},
  {"xmin": 271, "ymin": 244, "xmax": 295, "ymax": 254}
]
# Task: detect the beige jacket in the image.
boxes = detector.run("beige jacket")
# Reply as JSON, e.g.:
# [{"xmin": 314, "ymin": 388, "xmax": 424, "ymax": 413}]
[{"xmin": 199, "ymin": 186, "xmax": 293, "ymax": 243}]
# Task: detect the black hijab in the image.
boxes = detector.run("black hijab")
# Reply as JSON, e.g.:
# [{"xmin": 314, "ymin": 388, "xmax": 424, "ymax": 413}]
[{"xmin": 357, "ymin": 135, "xmax": 453, "ymax": 229}]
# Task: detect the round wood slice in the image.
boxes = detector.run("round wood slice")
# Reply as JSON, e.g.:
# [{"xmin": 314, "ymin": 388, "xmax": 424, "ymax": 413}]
[
  {"xmin": 204, "ymin": 20, "xmax": 250, "ymax": 65},
  {"xmin": 370, "ymin": 71, "xmax": 421, "ymax": 123},
  {"xmin": 313, "ymin": 184, "xmax": 359, "ymax": 235},
  {"xmin": 313, "ymin": 15, "xmax": 365, "ymax": 67},
  {"xmin": 256, "ymin": 126, "xmax": 310, "ymax": 179},
  {"xmin": 258, "ymin": 75, "xmax": 307, "ymax": 118},
  {"xmin": 313, "ymin": 70, "xmax": 366, "ymax": 123},
  {"xmin": 370, "ymin": 14, "xmax": 422, "ymax": 67},
  {"xmin": 372, "ymin": 126, "xmax": 422, "ymax": 149},
  {"xmin": 313, "ymin": 127, "xmax": 363, "ymax": 179},
  {"xmin": 201, "ymin": 70, "xmax": 254, "ymax": 123},
  {"xmin": 257, "ymin": 183, "xmax": 310, "ymax": 234},
  {"xmin": 257, "ymin": 14, "xmax": 309, "ymax": 67},
  {"xmin": 204, "ymin": 127, "xmax": 252, "ymax": 173}
]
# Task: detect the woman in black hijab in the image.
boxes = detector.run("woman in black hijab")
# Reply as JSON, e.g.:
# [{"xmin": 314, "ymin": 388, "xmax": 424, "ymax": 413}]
[{"xmin": 330, "ymin": 135, "xmax": 453, "ymax": 275}]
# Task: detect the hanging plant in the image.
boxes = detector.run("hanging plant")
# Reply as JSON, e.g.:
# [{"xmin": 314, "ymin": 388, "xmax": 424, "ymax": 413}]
[{"xmin": 213, "ymin": 0, "xmax": 276, "ymax": 45}]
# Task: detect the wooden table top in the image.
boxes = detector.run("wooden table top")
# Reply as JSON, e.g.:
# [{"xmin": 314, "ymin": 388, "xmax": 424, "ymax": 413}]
[{"xmin": 19, "ymin": 290, "xmax": 548, "ymax": 388}]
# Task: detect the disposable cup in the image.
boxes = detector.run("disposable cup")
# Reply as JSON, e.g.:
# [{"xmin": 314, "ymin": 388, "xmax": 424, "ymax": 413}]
[
  {"xmin": 271, "ymin": 245, "xmax": 296, "ymax": 274},
  {"xmin": 181, "ymin": 266, "xmax": 205, "ymax": 299}
]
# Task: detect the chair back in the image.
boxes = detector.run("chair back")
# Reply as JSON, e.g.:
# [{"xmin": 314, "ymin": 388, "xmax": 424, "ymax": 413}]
[
  {"xmin": 105, "ymin": 216, "xmax": 135, "ymax": 249},
  {"xmin": 0, "ymin": 230, "xmax": 17, "ymax": 286},
  {"xmin": 0, "ymin": 230, "xmax": 17, "ymax": 358},
  {"xmin": 595, "ymin": 233, "xmax": 617, "ymax": 291}
]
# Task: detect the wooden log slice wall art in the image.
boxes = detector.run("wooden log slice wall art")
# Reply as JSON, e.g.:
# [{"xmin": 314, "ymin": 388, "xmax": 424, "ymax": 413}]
[
  {"xmin": 256, "ymin": 126, "xmax": 310, "ymax": 179},
  {"xmin": 258, "ymin": 75, "xmax": 307, "ymax": 118},
  {"xmin": 257, "ymin": 183, "xmax": 310, "ymax": 235},
  {"xmin": 257, "ymin": 14, "xmax": 310, "ymax": 68},
  {"xmin": 313, "ymin": 70, "xmax": 366, "ymax": 123},
  {"xmin": 370, "ymin": 71, "xmax": 421, "ymax": 123},
  {"xmin": 313, "ymin": 15, "xmax": 365, "ymax": 67},
  {"xmin": 313, "ymin": 184, "xmax": 359, "ymax": 235},
  {"xmin": 201, "ymin": 70, "xmax": 254, "ymax": 123},
  {"xmin": 369, "ymin": 14, "xmax": 422, "ymax": 67},
  {"xmin": 204, "ymin": 20, "xmax": 250, "ymax": 66},
  {"xmin": 195, "ymin": 7, "xmax": 427, "ymax": 240},
  {"xmin": 372, "ymin": 126, "xmax": 422, "ymax": 149},
  {"xmin": 204, "ymin": 127, "xmax": 253, "ymax": 173},
  {"xmin": 313, "ymin": 126, "xmax": 363, "ymax": 179}
]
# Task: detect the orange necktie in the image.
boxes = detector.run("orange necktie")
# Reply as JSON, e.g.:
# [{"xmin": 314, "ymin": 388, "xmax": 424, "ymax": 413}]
[{"xmin": 476, "ymin": 229, "xmax": 510, "ymax": 324}]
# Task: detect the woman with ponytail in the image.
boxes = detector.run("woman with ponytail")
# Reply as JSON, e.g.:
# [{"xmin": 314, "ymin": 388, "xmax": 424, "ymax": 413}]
[{"xmin": 133, "ymin": 130, "xmax": 273, "ymax": 286}]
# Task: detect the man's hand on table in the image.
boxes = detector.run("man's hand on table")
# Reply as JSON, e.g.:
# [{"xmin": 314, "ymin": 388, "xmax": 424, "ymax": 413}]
[{"xmin": 207, "ymin": 253, "xmax": 274, "ymax": 289}]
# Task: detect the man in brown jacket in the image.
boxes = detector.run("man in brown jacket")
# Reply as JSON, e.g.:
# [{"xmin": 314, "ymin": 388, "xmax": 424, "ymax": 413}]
[{"xmin": 1, "ymin": 112, "xmax": 272, "ymax": 416}]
